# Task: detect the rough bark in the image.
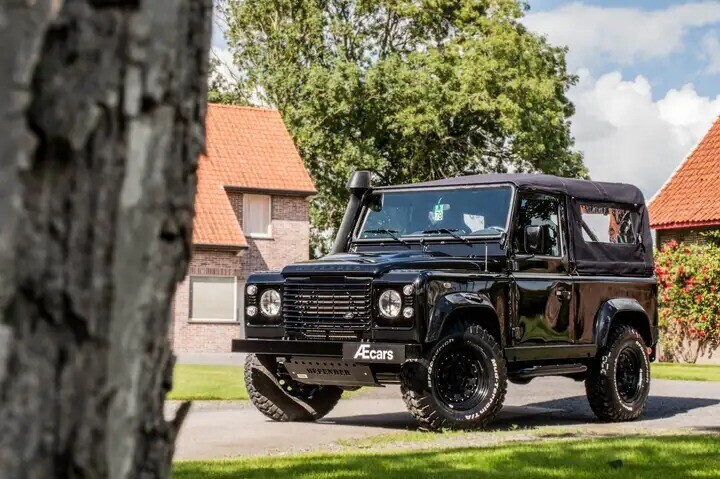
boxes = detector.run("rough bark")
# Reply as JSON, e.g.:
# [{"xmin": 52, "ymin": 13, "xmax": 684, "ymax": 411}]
[{"xmin": 0, "ymin": 0, "xmax": 211, "ymax": 478}]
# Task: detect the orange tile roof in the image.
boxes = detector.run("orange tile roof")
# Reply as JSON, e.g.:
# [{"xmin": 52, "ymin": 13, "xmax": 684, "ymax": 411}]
[
  {"xmin": 193, "ymin": 104, "xmax": 316, "ymax": 247},
  {"xmin": 649, "ymin": 116, "xmax": 720, "ymax": 230}
]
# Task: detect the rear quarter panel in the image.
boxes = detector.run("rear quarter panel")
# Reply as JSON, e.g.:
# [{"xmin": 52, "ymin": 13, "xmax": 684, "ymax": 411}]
[{"xmin": 574, "ymin": 276, "xmax": 657, "ymax": 344}]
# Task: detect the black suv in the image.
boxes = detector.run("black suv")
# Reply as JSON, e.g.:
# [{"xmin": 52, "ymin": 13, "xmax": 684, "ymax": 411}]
[{"xmin": 234, "ymin": 172, "xmax": 657, "ymax": 430}]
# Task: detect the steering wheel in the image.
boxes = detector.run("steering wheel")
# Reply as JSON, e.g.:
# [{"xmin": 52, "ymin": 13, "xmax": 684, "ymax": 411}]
[{"xmin": 486, "ymin": 226, "xmax": 506, "ymax": 233}]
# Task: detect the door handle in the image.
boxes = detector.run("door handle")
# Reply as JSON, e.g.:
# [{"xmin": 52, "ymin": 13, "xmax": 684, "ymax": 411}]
[{"xmin": 555, "ymin": 290, "xmax": 572, "ymax": 300}]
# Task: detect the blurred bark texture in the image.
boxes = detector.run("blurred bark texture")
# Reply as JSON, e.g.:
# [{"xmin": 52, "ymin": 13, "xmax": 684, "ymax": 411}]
[{"xmin": 0, "ymin": 0, "xmax": 211, "ymax": 477}]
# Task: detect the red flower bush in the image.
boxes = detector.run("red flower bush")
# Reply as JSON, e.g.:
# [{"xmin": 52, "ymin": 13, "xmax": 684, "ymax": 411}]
[{"xmin": 656, "ymin": 241, "xmax": 720, "ymax": 362}]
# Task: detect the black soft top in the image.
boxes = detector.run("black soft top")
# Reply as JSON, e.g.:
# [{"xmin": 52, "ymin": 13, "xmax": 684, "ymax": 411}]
[
  {"xmin": 381, "ymin": 173, "xmax": 653, "ymax": 277},
  {"xmin": 386, "ymin": 173, "xmax": 646, "ymax": 206}
]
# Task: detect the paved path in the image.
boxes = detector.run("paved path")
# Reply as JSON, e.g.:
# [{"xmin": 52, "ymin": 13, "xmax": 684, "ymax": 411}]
[{"xmin": 173, "ymin": 377, "xmax": 720, "ymax": 460}]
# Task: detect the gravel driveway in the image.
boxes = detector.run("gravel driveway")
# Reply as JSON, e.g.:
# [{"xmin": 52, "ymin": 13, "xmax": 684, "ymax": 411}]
[{"xmin": 173, "ymin": 377, "xmax": 720, "ymax": 460}]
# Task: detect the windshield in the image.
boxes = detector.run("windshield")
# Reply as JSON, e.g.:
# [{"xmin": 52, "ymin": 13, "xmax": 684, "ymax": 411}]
[{"xmin": 357, "ymin": 186, "xmax": 513, "ymax": 240}]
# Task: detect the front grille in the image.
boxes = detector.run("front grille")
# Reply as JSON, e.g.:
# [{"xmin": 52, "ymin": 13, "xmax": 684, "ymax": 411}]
[
  {"xmin": 301, "ymin": 329, "xmax": 363, "ymax": 341},
  {"xmin": 283, "ymin": 278, "xmax": 372, "ymax": 334}
]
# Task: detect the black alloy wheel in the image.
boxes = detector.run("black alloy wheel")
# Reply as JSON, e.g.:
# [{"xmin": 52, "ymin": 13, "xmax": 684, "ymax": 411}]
[
  {"xmin": 400, "ymin": 322, "xmax": 508, "ymax": 431},
  {"xmin": 433, "ymin": 344, "xmax": 490, "ymax": 411},
  {"xmin": 616, "ymin": 346, "xmax": 644, "ymax": 404}
]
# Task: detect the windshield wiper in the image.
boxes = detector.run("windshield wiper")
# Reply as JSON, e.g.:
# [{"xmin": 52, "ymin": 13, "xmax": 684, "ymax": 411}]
[
  {"xmin": 362, "ymin": 229, "xmax": 411, "ymax": 248},
  {"xmin": 420, "ymin": 228, "xmax": 471, "ymax": 246}
]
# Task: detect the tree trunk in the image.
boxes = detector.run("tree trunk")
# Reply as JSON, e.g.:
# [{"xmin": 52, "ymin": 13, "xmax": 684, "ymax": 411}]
[{"xmin": 0, "ymin": 1, "xmax": 211, "ymax": 477}]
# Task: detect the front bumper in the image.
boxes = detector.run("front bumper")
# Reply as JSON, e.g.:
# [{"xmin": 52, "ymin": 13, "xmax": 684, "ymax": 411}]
[{"xmin": 232, "ymin": 339, "xmax": 421, "ymax": 365}]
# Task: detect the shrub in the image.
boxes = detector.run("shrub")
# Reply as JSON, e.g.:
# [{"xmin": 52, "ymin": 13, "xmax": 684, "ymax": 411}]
[{"xmin": 655, "ymin": 240, "xmax": 720, "ymax": 362}]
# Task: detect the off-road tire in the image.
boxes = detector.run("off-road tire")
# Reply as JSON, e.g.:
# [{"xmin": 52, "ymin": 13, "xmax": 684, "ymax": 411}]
[
  {"xmin": 400, "ymin": 323, "xmax": 507, "ymax": 431},
  {"xmin": 244, "ymin": 354, "xmax": 343, "ymax": 422},
  {"xmin": 585, "ymin": 325, "xmax": 651, "ymax": 422}
]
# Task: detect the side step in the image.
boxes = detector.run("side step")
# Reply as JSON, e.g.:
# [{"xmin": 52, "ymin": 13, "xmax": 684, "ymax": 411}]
[{"xmin": 510, "ymin": 363, "xmax": 587, "ymax": 379}]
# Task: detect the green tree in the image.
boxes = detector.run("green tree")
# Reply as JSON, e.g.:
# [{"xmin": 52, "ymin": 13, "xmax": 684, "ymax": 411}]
[
  {"xmin": 208, "ymin": 55, "xmax": 251, "ymax": 105},
  {"xmin": 219, "ymin": 0, "xmax": 586, "ymax": 254}
]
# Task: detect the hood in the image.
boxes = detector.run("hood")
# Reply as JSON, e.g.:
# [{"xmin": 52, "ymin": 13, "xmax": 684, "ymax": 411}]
[{"xmin": 282, "ymin": 250, "xmax": 503, "ymax": 277}]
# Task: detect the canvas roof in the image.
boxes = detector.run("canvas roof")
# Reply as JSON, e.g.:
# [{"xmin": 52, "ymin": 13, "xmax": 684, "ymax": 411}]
[{"xmin": 387, "ymin": 173, "xmax": 646, "ymax": 205}]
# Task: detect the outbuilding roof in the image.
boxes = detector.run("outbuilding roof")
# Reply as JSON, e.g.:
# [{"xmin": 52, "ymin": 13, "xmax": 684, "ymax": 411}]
[
  {"xmin": 387, "ymin": 173, "xmax": 646, "ymax": 205},
  {"xmin": 648, "ymin": 116, "xmax": 720, "ymax": 230},
  {"xmin": 192, "ymin": 104, "xmax": 315, "ymax": 248}
]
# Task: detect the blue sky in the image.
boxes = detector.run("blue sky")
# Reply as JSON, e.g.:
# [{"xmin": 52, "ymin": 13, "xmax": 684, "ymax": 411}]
[
  {"xmin": 527, "ymin": 0, "xmax": 720, "ymax": 98},
  {"xmin": 212, "ymin": 1, "xmax": 720, "ymax": 199},
  {"xmin": 522, "ymin": 1, "xmax": 720, "ymax": 199}
]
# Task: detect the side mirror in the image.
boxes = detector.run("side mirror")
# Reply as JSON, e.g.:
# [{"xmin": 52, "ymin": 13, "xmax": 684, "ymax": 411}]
[{"xmin": 524, "ymin": 225, "xmax": 546, "ymax": 254}]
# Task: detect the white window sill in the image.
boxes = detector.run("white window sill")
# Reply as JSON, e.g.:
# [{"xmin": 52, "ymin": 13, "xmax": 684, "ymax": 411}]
[
  {"xmin": 246, "ymin": 234, "xmax": 273, "ymax": 240},
  {"xmin": 188, "ymin": 319, "xmax": 239, "ymax": 324}
]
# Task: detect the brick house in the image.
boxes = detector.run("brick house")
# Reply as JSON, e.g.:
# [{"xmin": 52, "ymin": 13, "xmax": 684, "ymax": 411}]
[
  {"xmin": 170, "ymin": 104, "xmax": 315, "ymax": 353},
  {"xmin": 649, "ymin": 116, "xmax": 720, "ymax": 244}
]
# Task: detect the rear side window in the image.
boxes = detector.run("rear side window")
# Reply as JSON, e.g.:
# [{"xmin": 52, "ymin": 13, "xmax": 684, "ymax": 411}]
[{"xmin": 579, "ymin": 204, "xmax": 635, "ymax": 244}]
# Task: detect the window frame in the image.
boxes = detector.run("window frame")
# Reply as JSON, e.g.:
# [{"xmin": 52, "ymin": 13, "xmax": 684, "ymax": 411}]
[
  {"xmin": 512, "ymin": 192, "xmax": 565, "ymax": 259},
  {"xmin": 577, "ymin": 202, "xmax": 637, "ymax": 245},
  {"xmin": 351, "ymin": 184, "xmax": 516, "ymax": 243},
  {"xmin": 188, "ymin": 275, "xmax": 239, "ymax": 323},
  {"xmin": 243, "ymin": 193, "xmax": 273, "ymax": 239}
]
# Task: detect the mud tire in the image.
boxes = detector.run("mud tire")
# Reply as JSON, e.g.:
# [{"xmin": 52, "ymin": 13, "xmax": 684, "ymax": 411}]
[
  {"xmin": 400, "ymin": 323, "xmax": 507, "ymax": 431},
  {"xmin": 585, "ymin": 325, "xmax": 651, "ymax": 422},
  {"xmin": 245, "ymin": 354, "xmax": 342, "ymax": 422}
]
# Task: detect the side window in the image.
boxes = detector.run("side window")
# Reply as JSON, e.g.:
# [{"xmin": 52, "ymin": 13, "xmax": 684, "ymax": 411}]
[
  {"xmin": 514, "ymin": 195, "xmax": 561, "ymax": 256},
  {"xmin": 579, "ymin": 204, "xmax": 635, "ymax": 244}
]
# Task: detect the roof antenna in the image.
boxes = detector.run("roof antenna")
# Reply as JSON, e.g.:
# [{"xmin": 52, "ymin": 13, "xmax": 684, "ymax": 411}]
[{"xmin": 484, "ymin": 244, "xmax": 488, "ymax": 272}]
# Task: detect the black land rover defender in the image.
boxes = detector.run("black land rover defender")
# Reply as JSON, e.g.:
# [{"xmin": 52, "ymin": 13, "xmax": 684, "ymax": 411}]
[{"xmin": 234, "ymin": 172, "xmax": 657, "ymax": 430}]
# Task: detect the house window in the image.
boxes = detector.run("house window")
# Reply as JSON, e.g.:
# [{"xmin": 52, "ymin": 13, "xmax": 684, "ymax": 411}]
[
  {"xmin": 189, "ymin": 276, "xmax": 238, "ymax": 322},
  {"xmin": 243, "ymin": 194, "xmax": 272, "ymax": 237}
]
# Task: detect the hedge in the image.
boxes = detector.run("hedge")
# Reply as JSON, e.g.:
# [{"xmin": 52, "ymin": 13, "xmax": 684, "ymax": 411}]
[{"xmin": 655, "ymin": 240, "xmax": 720, "ymax": 363}]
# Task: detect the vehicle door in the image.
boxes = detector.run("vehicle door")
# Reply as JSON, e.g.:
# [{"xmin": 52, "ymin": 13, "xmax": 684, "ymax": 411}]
[{"xmin": 510, "ymin": 192, "xmax": 575, "ymax": 346}]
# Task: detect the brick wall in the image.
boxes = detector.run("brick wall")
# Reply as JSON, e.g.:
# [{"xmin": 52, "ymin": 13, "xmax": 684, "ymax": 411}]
[
  {"xmin": 229, "ymin": 192, "xmax": 311, "ymax": 273},
  {"xmin": 171, "ymin": 193, "xmax": 311, "ymax": 353},
  {"xmin": 656, "ymin": 226, "xmax": 720, "ymax": 246}
]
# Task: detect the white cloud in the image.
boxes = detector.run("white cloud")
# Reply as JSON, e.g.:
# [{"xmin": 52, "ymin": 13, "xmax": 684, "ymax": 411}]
[
  {"xmin": 569, "ymin": 70, "xmax": 720, "ymax": 200},
  {"xmin": 524, "ymin": 2, "xmax": 720, "ymax": 67},
  {"xmin": 702, "ymin": 31, "xmax": 720, "ymax": 74}
]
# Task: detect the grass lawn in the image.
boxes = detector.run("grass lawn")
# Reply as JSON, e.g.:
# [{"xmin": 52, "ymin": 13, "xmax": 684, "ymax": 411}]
[
  {"xmin": 166, "ymin": 361, "xmax": 720, "ymax": 401},
  {"xmin": 168, "ymin": 364, "xmax": 362, "ymax": 401},
  {"xmin": 173, "ymin": 435, "xmax": 719, "ymax": 479},
  {"xmin": 652, "ymin": 362, "xmax": 720, "ymax": 382},
  {"xmin": 168, "ymin": 365, "xmax": 247, "ymax": 401}
]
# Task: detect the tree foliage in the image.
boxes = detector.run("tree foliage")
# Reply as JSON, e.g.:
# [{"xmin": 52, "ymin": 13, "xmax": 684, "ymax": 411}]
[
  {"xmin": 655, "ymin": 241, "xmax": 720, "ymax": 363},
  {"xmin": 208, "ymin": 55, "xmax": 250, "ymax": 105},
  {"xmin": 219, "ymin": 0, "xmax": 586, "ymax": 253}
]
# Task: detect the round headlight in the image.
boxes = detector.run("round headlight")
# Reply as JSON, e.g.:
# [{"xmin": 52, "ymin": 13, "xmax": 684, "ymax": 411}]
[
  {"xmin": 246, "ymin": 284, "xmax": 258, "ymax": 296},
  {"xmin": 378, "ymin": 289, "xmax": 402, "ymax": 318},
  {"xmin": 260, "ymin": 289, "xmax": 281, "ymax": 317},
  {"xmin": 403, "ymin": 284, "xmax": 414, "ymax": 296},
  {"xmin": 246, "ymin": 305, "xmax": 258, "ymax": 317},
  {"xmin": 403, "ymin": 307, "xmax": 414, "ymax": 319}
]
